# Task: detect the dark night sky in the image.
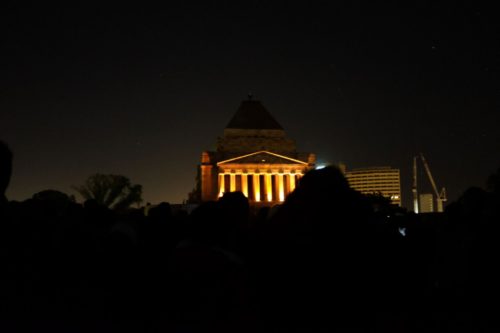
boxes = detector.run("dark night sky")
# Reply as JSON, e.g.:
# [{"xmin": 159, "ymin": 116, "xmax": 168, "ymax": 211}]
[{"xmin": 1, "ymin": 1, "xmax": 499, "ymax": 208}]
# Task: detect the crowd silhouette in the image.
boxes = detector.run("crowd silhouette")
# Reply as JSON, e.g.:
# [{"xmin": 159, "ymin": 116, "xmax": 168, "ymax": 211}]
[{"xmin": 1, "ymin": 140, "xmax": 499, "ymax": 332}]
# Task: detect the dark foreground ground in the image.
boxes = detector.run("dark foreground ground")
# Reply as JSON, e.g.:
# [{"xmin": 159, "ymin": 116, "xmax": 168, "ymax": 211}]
[{"xmin": 1, "ymin": 167, "xmax": 500, "ymax": 333}]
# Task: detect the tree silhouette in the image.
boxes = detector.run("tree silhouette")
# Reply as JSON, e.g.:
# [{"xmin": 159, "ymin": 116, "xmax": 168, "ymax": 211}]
[{"xmin": 73, "ymin": 174, "xmax": 142, "ymax": 210}]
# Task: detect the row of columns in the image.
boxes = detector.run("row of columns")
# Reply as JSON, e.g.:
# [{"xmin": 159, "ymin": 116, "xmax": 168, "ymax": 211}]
[{"xmin": 218, "ymin": 172, "xmax": 301, "ymax": 202}]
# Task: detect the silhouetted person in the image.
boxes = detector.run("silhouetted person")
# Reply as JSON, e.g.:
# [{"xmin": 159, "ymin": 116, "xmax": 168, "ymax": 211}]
[
  {"xmin": 169, "ymin": 196, "xmax": 256, "ymax": 332},
  {"xmin": 217, "ymin": 191, "xmax": 250, "ymax": 238},
  {"xmin": 436, "ymin": 185, "xmax": 500, "ymax": 332},
  {"xmin": 257, "ymin": 166, "xmax": 400, "ymax": 332},
  {"xmin": 0, "ymin": 141, "xmax": 12, "ymax": 208}
]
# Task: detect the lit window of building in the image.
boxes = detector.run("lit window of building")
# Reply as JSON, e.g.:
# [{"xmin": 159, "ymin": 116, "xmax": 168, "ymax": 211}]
[{"xmin": 343, "ymin": 166, "xmax": 402, "ymax": 206}]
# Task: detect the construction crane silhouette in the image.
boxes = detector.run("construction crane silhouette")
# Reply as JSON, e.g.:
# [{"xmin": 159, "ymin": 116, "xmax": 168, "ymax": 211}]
[{"xmin": 412, "ymin": 153, "xmax": 447, "ymax": 213}]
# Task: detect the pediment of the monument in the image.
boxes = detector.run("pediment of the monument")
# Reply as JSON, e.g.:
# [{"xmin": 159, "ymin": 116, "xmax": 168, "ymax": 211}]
[{"xmin": 217, "ymin": 151, "xmax": 308, "ymax": 166}]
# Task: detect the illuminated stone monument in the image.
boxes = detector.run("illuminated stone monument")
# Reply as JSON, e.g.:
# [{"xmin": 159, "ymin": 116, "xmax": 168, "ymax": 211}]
[{"xmin": 199, "ymin": 98, "xmax": 316, "ymax": 205}]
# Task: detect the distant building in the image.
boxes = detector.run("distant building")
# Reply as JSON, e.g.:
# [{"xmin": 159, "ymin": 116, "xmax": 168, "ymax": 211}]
[
  {"xmin": 197, "ymin": 97, "xmax": 316, "ymax": 205},
  {"xmin": 419, "ymin": 193, "xmax": 434, "ymax": 213},
  {"xmin": 344, "ymin": 166, "xmax": 402, "ymax": 206}
]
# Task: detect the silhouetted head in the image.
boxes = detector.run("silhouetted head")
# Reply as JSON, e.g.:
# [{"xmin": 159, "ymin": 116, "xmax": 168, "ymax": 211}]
[
  {"xmin": 190, "ymin": 201, "xmax": 219, "ymax": 223},
  {"xmin": 270, "ymin": 166, "xmax": 369, "ymax": 242},
  {"xmin": 283, "ymin": 166, "xmax": 354, "ymax": 211},
  {"xmin": 148, "ymin": 202, "xmax": 172, "ymax": 222},
  {"xmin": 218, "ymin": 191, "xmax": 250, "ymax": 226},
  {"xmin": 32, "ymin": 189, "xmax": 74, "ymax": 216},
  {"xmin": 32, "ymin": 189, "xmax": 72, "ymax": 202},
  {"xmin": 295, "ymin": 166, "xmax": 351, "ymax": 197},
  {"xmin": 0, "ymin": 141, "xmax": 13, "ymax": 200},
  {"xmin": 458, "ymin": 186, "xmax": 489, "ymax": 216}
]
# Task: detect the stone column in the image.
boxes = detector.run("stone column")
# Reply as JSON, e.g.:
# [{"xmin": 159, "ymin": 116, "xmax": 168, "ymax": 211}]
[
  {"xmin": 289, "ymin": 173, "xmax": 296, "ymax": 193},
  {"xmin": 278, "ymin": 174, "xmax": 285, "ymax": 201},
  {"xmin": 218, "ymin": 173, "xmax": 225, "ymax": 197},
  {"xmin": 253, "ymin": 173, "xmax": 260, "ymax": 202},
  {"xmin": 230, "ymin": 173, "xmax": 236, "ymax": 192},
  {"xmin": 242, "ymin": 174, "xmax": 248, "ymax": 198},
  {"xmin": 273, "ymin": 174, "xmax": 279, "ymax": 202},
  {"xmin": 265, "ymin": 173, "xmax": 272, "ymax": 202}
]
